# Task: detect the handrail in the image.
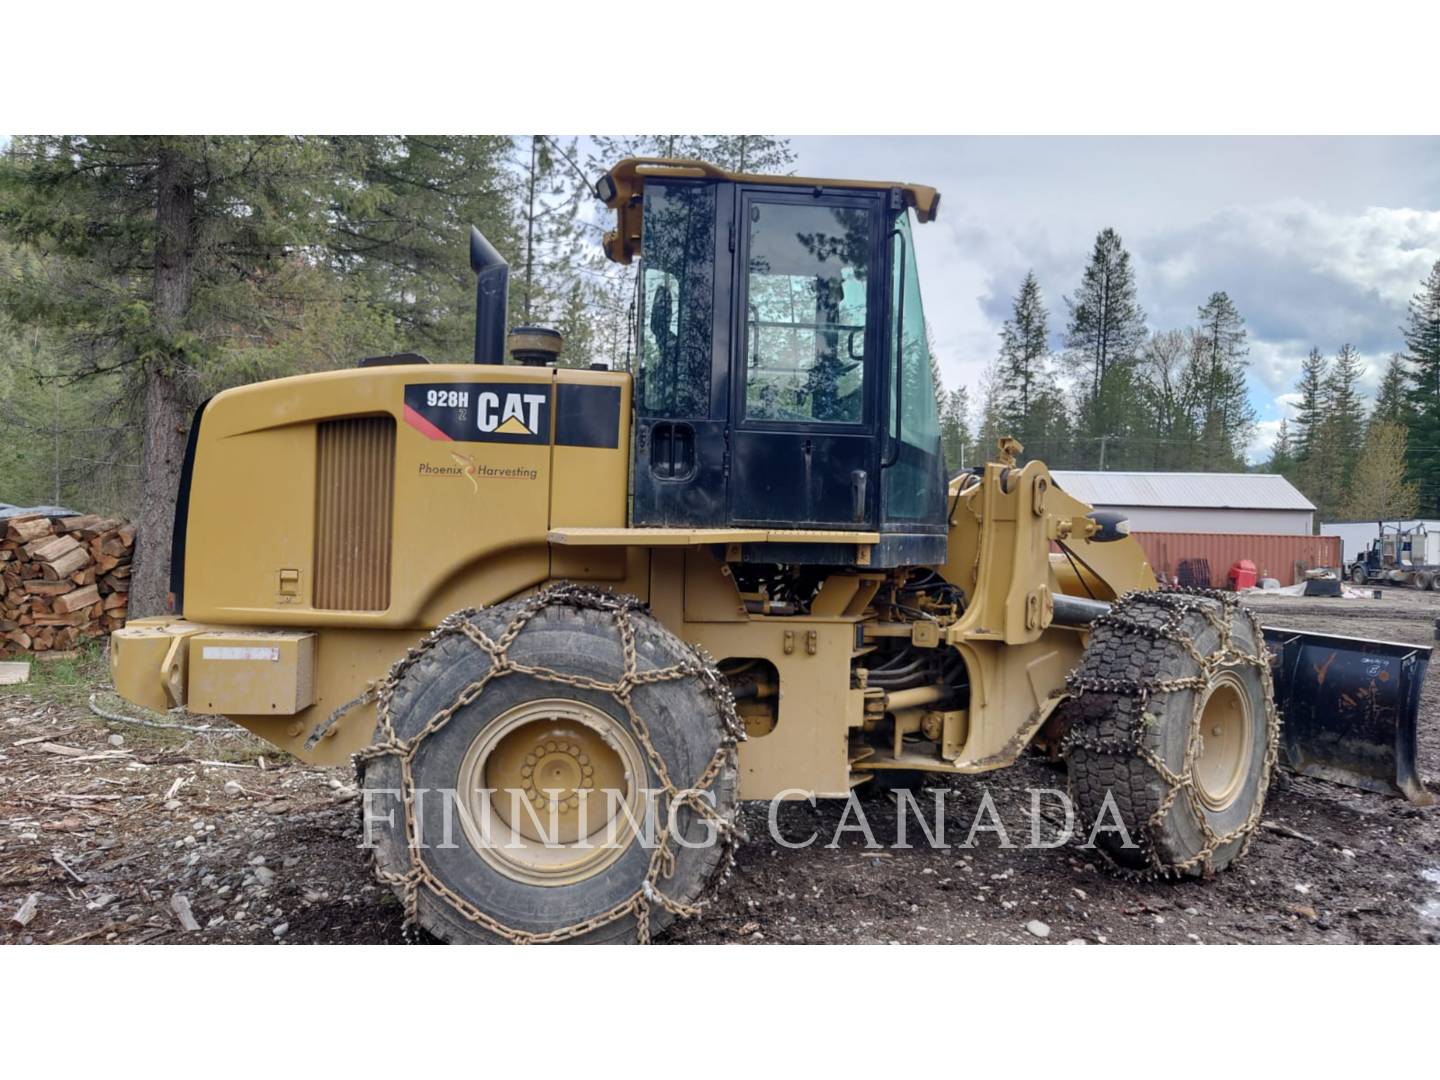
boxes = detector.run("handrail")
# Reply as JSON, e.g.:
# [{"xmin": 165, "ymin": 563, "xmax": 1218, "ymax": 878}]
[{"xmin": 881, "ymin": 225, "xmax": 907, "ymax": 469}]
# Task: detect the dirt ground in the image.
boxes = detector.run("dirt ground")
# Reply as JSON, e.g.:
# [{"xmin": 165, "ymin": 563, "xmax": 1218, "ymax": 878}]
[{"xmin": 3, "ymin": 588, "xmax": 1438, "ymax": 945}]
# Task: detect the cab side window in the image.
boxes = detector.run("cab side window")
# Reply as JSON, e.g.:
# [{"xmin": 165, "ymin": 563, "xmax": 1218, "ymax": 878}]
[
  {"xmin": 743, "ymin": 201, "xmax": 870, "ymax": 425},
  {"xmin": 640, "ymin": 182, "xmax": 715, "ymax": 418}
]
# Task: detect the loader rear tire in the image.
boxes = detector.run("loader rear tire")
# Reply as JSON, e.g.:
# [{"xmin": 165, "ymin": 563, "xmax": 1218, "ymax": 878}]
[
  {"xmin": 359, "ymin": 590, "xmax": 739, "ymax": 944},
  {"xmin": 1058, "ymin": 591, "xmax": 1277, "ymax": 878}
]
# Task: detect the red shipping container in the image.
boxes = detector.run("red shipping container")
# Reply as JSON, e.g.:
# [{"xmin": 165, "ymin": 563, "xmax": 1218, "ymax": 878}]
[{"xmin": 1132, "ymin": 532, "xmax": 1341, "ymax": 588}]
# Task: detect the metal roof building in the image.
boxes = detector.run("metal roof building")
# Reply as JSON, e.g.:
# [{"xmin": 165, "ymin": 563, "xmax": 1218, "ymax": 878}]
[{"xmin": 1049, "ymin": 471, "xmax": 1315, "ymax": 535}]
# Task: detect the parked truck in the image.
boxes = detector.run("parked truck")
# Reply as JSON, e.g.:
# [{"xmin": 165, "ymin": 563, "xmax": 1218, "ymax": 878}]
[{"xmin": 1348, "ymin": 522, "xmax": 1440, "ymax": 589}]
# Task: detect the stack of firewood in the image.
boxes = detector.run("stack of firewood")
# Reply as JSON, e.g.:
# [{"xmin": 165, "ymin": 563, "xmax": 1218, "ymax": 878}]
[{"xmin": 0, "ymin": 513, "xmax": 135, "ymax": 655}]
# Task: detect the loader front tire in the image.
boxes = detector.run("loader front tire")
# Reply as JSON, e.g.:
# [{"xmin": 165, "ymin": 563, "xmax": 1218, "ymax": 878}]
[
  {"xmin": 1058, "ymin": 591, "xmax": 1278, "ymax": 878},
  {"xmin": 359, "ymin": 589, "xmax": 739, "ymax": 944}
]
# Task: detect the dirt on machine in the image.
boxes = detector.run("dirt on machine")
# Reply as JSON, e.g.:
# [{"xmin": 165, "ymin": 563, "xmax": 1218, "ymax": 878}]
[{"xmin": 108, "ymin": 157, "xmax": 1433, "ymax": 943}]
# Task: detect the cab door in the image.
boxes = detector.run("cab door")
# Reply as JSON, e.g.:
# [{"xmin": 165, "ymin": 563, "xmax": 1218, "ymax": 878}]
[{"xmin": 728, "ymin": 189, "xmax": 885, "ymax": 528}]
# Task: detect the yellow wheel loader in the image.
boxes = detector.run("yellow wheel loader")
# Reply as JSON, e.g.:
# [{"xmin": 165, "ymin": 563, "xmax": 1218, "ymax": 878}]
[{"xmin": 110, "ymin": 158, "xmax": 1432, "ymax": 943}]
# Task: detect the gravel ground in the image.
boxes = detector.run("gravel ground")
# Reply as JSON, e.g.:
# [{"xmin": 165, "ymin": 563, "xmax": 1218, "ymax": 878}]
[{"xmin": 3, "ymin": 587, "xmax": 1437, "ymax": 945}]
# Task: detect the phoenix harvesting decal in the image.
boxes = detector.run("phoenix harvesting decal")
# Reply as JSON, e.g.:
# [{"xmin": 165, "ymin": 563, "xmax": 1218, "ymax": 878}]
[
  {"xmin": 417, "ymin": 454, "xmax": 540, "ymax": 490},
  {"xmin": 450, "ymin": 451, "xmax": 480, "ymax": 493}
]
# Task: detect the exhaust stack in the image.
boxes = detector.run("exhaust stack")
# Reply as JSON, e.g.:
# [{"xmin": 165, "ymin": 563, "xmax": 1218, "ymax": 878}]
[{"xmin": 469, "ymin": 226, "xmax": 509, "ymax": 364}]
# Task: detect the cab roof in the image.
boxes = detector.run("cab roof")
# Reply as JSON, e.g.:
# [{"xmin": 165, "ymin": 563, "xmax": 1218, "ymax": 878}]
[{"xmin": 596, "ymin": 157, "xmax": 941, "ymax": 264}]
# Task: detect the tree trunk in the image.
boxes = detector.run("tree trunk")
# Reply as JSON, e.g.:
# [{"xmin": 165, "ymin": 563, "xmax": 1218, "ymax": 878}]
[{"xmin": 129, "ymin": 144, "xmax": 197, "ymax": 618}]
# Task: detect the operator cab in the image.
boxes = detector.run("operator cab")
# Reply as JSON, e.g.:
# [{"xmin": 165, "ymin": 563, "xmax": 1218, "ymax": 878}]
[{"xmin": 597, "ymin": 158, "xmax": 948, "ymax": 567}]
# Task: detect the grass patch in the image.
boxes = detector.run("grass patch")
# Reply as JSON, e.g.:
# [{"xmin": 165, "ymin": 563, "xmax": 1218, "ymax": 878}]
[
  {"xmin": 2, "ymin": 640, "xmax": 292, "ymax": 764},
  {"xmin": 0, "ymin": 640, "xmax": 110, "ymax": 708}
]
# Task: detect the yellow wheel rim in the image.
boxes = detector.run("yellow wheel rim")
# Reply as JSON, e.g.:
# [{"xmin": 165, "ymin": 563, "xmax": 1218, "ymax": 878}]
[
  {"xmin": 456, "ymin": 698, "xmax": 647, "ymax": 887},
  {"xmin": 1193, "ymin": 671, "xmax": 1254, "ymax": 812}
]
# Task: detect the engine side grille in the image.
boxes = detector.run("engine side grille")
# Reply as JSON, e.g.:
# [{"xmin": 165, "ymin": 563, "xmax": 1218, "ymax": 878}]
[{"xmin": 314, "ymin": 415, "xmax": 395, "ymax": 611}]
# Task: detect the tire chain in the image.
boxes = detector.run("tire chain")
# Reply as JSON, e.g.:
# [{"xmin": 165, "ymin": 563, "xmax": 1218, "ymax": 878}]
[
  {"xmin": 1058, "ymin": 588, "xmax": 1281, "ymax": 881},
  {"xmin": 353, "ymin": 583, "xmax": 745, "ymax": 944}
]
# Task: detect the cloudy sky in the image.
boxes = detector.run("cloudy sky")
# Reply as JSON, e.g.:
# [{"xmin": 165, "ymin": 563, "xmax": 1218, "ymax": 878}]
[{"xmin": 789, "ymin": 137, "xmax": 1440, "ymax": 462}]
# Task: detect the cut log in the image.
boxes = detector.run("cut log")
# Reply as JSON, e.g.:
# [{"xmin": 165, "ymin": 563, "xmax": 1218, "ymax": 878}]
[
  {"xmin": 11, "ymin": 893, "xmax": 40, "ymax": 927},
  {"xmin": 6, "ymin": 517, "xmax": 52, "ymax": 544},
  {"xmin": 0, "ymin": 510, "xmax": 133, "ymax": 654},
  {"xmin": 58, "ymin": 514, "xmax": 104, "ymax": 533},
  {"xmin": 31, "ymin": 614, "xmax": 87, "ymax": 627},
  {"xmin": 23, "ymin": 580, "xmax": 74, "ymax": 596},
  {"xmin": 42, "ymin": 546, "xmax": 92, "ymax": 580},
  {"xmin": 52, "ymin": 584, "xmax": 101, "ymax": 614},
  {"xmin": 24, "ymin": 534, "xmax": 80, "ymax": 563}
]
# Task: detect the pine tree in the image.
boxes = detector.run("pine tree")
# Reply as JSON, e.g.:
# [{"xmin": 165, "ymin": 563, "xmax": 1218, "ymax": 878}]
[
  {"xmin": 997, "ymin": 271, "xmax": 1052, "ymax": 452},
  {"xmin": 0, "ymin": 136, "xmax": 342, "ymax": 614},
  {"xmin": 328, "ymin": 136, "xmax": 518, "ymax": 358},
  {"xmin": 0, "ymin": 313, "xmax": 129, "ymax": 510},
  {"xmin": 1065, "ymin": 229, "xmax": 1147, "ymax": 399},
  {"xmin": 509, "ymin": 136, "xmax": 606, "ymax": 366},
  {"xmin": 1402, "ymin": 260, "xmax": 1440, "ymax": 512},
  {"xmin": 939, "ymin": 386, "xmax": 973, "ymax": 474},
  {"xmin": 1340, "ymin": 421, "xmax": 1419, "ymax": 521},
  {"xmin": 1025, "ymin": 385, "xmax": 1073, "ymax": 468},
  {"xmin": 702, "ymin": 136, "xmax": 796, "ymax": 174},
  {"xmin": 1325, "ymin": 343, "xmax": 1368, "ymax": 499},
  {"xmin": 1267, "ymin": 419, "xmax": 1296, "ymax": 477},
  {"xmin": 1291, "ymin": 348, "xmax": 1333, "ymax": 516},
  {"xmin": 1191, "ymin": 291, "xmax": 1255, "ymax": 470},
  {"xmin": 1370, "ymin": 353, "xmax": 1411, "ymax": 430},
  {"xmin": 1064, "ymin": 228, "xmax": 1147, "ymax": 467},
  {"xmin": 1292, "ymin": 348, "xmax": 1328, "ymax": 458},
  {"xmin": 975, "ymin": 360, "xmax": 1007, "ymax": 462}
]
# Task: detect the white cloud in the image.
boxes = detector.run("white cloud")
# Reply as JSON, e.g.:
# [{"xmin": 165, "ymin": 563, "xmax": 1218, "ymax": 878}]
[
  {"xmin": 1154, "ymin": 251, "xmax": 1198, "ymax": 289},
  {"xmin": 1229, "ymin": 203, "xmax": 1440, "ymax": 308},
  {"xmin": 1246, "ymin": 338, "xmax": 1393, "ymax": 399},
  {"xmin": 1247, "ymin": 417, "xmax": 1284, "ymax": 466}
]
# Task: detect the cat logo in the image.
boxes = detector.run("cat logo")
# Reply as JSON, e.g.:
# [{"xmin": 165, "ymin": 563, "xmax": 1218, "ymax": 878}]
[
  {"xmin": 477, "ymin": 390, "xmax": 546, "ymax": 437},
  {"xmin": 403, "ymin": 382, "xmax": 551, "ymax": 445}
]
